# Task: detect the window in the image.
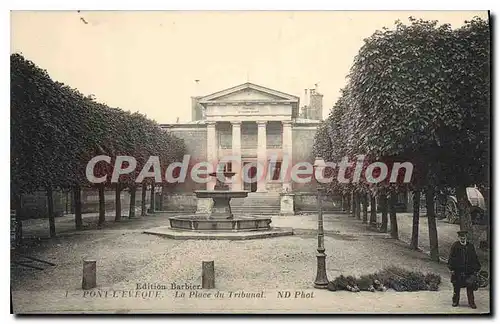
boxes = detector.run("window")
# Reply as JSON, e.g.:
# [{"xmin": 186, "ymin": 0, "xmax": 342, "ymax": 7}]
[
  {"xmin": 223, "ymin": 162, "xmax": 232, "ymax": 173},
  {"xmin": 270, "ymin": 161, "xmax": 282, "ymax": 181},
  {"xmin": 219, "ymin": 131, "xmax": 232, "ymax": 149},
  {"xmin": 266, "ymin": 123, "xmax": 282, "ymax": 148}
]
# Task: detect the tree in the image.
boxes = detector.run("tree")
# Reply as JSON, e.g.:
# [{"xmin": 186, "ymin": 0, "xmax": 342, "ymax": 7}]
[
  {"xmin": 11, "ymin": 54, "xmax": 91, "ymax": 236},
  {"xmin": 11, "ymin": 53, "xmax": 187, "ymax": 234},
  {"xmin": 312, "ymin": 16, "xmax": 489, "ymax": 261}
]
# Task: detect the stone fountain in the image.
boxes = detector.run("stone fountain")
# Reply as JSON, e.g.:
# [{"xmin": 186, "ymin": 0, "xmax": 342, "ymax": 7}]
[
  {"xmin": 168, "ymin": 171, "xmax": 272, "ymax": 231},
  {"xmin": 144, "ymin": 170, "xmax": 293, "ymax": 239}
]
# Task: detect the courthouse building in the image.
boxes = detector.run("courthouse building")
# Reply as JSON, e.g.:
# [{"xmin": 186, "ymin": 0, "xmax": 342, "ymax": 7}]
[{"xmin": 160, "ymin": 82, "xmax": 341, "ymax": 215}]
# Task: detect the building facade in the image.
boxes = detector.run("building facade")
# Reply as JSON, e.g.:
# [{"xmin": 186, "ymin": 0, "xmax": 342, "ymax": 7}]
[{"xmin": 160, "ymin": 82, "xmax": 343, "ymax": 214}]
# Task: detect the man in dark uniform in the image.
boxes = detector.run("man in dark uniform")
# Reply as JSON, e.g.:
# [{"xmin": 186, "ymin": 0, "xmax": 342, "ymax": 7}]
[{"xmin": 447, "ymin": 230, "xmax": 481, "ymax": 308}]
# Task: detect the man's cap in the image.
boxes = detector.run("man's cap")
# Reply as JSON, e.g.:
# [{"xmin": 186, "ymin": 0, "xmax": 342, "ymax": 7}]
[{"xmin": 457, "ymin": 230, "xmax": 469, "ymax": 236}]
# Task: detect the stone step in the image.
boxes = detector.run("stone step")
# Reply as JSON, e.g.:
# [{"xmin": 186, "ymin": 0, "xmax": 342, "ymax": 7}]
[
  {"xmin": 231, "ymin": 207, "xmax": 280, "ymax": 211},
  {"xmin": 231, "ymin": 211, "xmax": 279, "ymax": 216},
  {"xmin": 231, "ymin": 201, "xmax": 280, "ymax": 207},
  {"xmin": 230, "ymin": 205, "xmax": 281, "ymax": 209},
  {"xmin": 231, "ymin": 208, "xmax": 281, "ymax": 215},
  {"xmin": 231, "ymin": 203, "xmax": 280, "ymax": 207},
  {"xmin": 231, "ymin": 207, "xmax": 279, "ymax": 210},
  {"xmin": 232, "ymin": 195, "xmax": 280, "ymax": 199},
  {"xmin": 230, "ymin": 193, "xmax": 283, "ymax": 215}
]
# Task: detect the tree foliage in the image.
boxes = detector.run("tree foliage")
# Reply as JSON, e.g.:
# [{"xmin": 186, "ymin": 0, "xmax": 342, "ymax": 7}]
[
  {"xmin": 312, "ymin": 16, "xmax": 490, "ymax": 248},
  {"xmin": 11, "ymin": 53, "xmax": 186, "ymax": 198},
  {"xmin": 313, "ymin": 16, "xmax": 489, "ymax": 194}
]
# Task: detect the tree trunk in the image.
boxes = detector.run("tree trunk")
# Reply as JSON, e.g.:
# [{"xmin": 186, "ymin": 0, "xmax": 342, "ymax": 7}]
[
  {"xmin": 355, "ymin": 193, "xmax": 361, "ymax": 220},
  {"xmin": 115, "ymin": 184, "xmax": 122, "ymax": 222},
  {"xmin": 369, "ymin": 195, "xmax": 377, "ymax": 226},
  {"xmin": 379, "ymin": 193, "xmax": 388, "ymax": 233},
  {"xmin": 389, "ymin": 191, "xmax": 399, "ymax": 239},
  {"xmin": 65, "ymin": 191, "xmax": 70, "ymax": 214},
  {"xmin": 352, "ymin": 192, "xmax": 358, "ymax": 218},
  {"xmin": 407, "ymin": 191, "xmax": 413, "ymax": 213},
  {"xmin": 346, "ymin": 193, "xmax": 351, "ymax": 214},
  {"xmin": 351, "ymin": 193, "xmax": 355, "ymax": 217},
  {"xmin": 13, "ymin": 192, "xmax": 23, "ymax": 245},
  {"xmin": 129, "ymin": 185, "xmax": 137, "ymax": 219},
  {"xmin": 484, "ymin": 187, "xmax": 490, "ymax": 249},
  {"xmin": 98, "ymin": 184, "xmax": 105, "ymax": 227},
  {"xmin": 350, "ymin": 191, "xmax": 355, "ymax": 217},
  {"xmin": 158, "ymin": 184, "xmax": 165, "ymax": 211},
  {"xmin": 456, "ymin": 185, "xmax": 472, "ymax": 230},
  {"xmin": 426, "ymin": 187, "xmax": 439, "ymax": 262},
  {"xmin": 74, "ymin": 185, "xmax": 83, "ymax": 230},
  {"xmin": 150, "ymin": 184, "xmax": 155, "ymax": 214},
  {"xmin": 362, "ymin": 194, "xmax": 368, "ymax": 223},
  {"xmin": 46, "ymin": 186, "xmax": 56, "ymax": 238},
  {"xmin": 410, "ymin": 190, "xmax": 420, "ymax": 250},
  {"xmin": 141, "ymin": 183, "xmax": 147, "ymax": 216}
]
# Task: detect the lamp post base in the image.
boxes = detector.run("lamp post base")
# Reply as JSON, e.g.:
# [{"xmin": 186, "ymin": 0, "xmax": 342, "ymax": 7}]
[
  {"xmin": 314, "ymin": 282, "xmax": 329, "ymax": 289},
  {"xmin": 314, "ymin": 253, "xmax": 329, "ymax": 289}
]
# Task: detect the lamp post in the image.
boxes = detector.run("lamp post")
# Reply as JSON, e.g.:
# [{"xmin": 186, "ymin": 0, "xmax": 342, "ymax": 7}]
[{"xmin": 313, "ymin": 157, "xmax": 329, "ymax": 289}]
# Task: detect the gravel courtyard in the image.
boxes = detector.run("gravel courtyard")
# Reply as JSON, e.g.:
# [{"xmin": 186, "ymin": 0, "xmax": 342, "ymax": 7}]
[{"xmin": 11, "ymin": 212, "xmax": 490, "ymax": 314}]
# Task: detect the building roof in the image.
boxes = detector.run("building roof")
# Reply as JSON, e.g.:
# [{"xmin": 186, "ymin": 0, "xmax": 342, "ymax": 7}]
[
  {"xmin": 197, "ymin": 82, "xmax": 300, "ymax": 118},
  {"xmin": 198, "ymin": 82, "xmax": 299, "ymax": 102},
  {"xmin": 159, "ymin": 120, "xmax": 207, "ymax": 129}
]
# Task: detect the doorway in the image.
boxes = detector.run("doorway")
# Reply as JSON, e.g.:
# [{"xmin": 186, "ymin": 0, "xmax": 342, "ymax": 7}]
[{"xmin": 243, "ymin": 162, "xmax": 258, "ymax": 192}]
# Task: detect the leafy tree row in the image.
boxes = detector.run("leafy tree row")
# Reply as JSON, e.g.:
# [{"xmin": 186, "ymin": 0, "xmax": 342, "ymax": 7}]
[
  {"xmin": 313, "ymin": 17, "xmax": 490, "ymax": 260},
  {"xmin": 11, "ymin": 53, "xmax": 186, "ymax": 237}
]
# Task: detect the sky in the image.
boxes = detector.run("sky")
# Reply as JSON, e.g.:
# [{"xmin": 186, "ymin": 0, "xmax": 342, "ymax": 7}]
[{"xmin": 11, "ymin": 10, "xmax": 488, "ymax": 123}]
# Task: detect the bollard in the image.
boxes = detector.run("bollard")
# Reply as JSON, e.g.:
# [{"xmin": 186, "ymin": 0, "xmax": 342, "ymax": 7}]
[
  {"xmin": 202, "ymin": 261, "xmax": 215, "ymax": 289},
  {"xmin": 82, "ymin": 260, "xmax": 97, "ymax": 290}
]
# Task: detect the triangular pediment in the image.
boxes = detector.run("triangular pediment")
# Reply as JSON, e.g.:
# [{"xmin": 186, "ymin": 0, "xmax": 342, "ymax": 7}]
[
  {"xmin": 198, "ymin": 83, "xmax": 299, "ymax": 103},
  {"xmin": 215, "ymin": 88, "xmax": 285, "ymax": 101}
]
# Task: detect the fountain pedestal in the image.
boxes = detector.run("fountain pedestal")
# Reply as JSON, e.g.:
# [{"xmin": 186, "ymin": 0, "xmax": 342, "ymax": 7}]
[
  {"xmin": 194, "ymin": 190, "xmax": 249, "ymax": 219},
  {"xmin": 195, "ymin": 198, "xmax": 213, "ymax": 214},
  {"xmin": 211, "ymin": 196, "xmax": 233, "ymax": 219}
]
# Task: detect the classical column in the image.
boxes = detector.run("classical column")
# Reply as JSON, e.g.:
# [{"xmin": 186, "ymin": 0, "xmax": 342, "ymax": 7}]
[
  {"xmin": 231, "ymin": 121, "xmax": 242, "ymax": 191},
  {"xmin": 257, "ymin": 121, "xmax": 267, "ymax": 192},
  {"xmin": 282, "ymin": 120, "xmax": 293, "ymax": 191},
  {"xmin": 206, "ymin": 121, "xmax": 217, "ymax": 190}
]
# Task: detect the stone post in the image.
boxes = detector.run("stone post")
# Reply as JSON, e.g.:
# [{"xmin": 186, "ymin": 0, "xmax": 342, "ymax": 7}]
[
  {"xmin": 202, "ymin": 261, "xmax": 215, "ymax": 289},
  {"xmin": 82, "ymin": 260, "xmax": 97, "ymax": 290},
  {"xmin": 280, "ymin": 192, "xmax": 295, "ymax": 216}
]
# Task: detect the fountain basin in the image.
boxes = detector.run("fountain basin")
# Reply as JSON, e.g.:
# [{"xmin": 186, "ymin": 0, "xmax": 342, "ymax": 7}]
[
  {"xmin": 194, "ymin": 190, "xmax": 249, "ymax": 199},
  {"xmin": 169, "ymin": 215, "xmax": 272, "ymax": 232}
]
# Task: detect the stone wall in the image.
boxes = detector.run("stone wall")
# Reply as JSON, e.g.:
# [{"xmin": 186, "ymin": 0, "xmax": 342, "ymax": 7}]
[
  {"xmin": 81, "ymin": 188, "xmax": 122, "ymax": 213},
  {"xmin": 16, "ymin": 187, "xmax": 154, "ymax": 219},
  {"xmin": 160, "ymin": 193, "xmax": 197, "ymax": 213},
  {"xmin": 80, "ymin": 187, "xmax": 151, "ymax": 213},
  {"xmin": 165, "ymin": 125, "xmax": 208, "ymax": 192},
  {"xmin": 19, "ymin": 191, "xmax": 66, "ymax": 220},
  {"xmin": 294, "ymin": 192, "xmax": 342, "ymax": 213}
]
